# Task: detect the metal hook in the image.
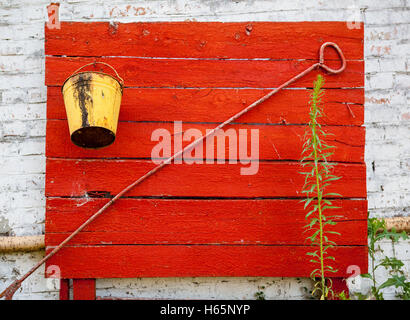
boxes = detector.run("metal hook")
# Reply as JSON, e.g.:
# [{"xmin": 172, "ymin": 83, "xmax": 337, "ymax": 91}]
[{"xmin": 318, "ymin": 42, "xmax": 347, "ymax": 74}]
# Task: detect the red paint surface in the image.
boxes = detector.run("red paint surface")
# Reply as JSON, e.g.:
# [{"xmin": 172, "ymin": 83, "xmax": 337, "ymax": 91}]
[
  {"xmin": 73, "ymin": 279, "xmax": 95, "ymax": 300},
  {"xmin": 45, "ymin": 198, "xmax": 367, "ymax": 246},
  {"xmin": 59, "ymin": 279, "xmax": 69, "ymax": 300},
  {"xmin": 46, "ymin": 245, "xmax": 367, "ymax": 279},
  {"xmin": 45, "ymin": 159, "xmax": 366, "ymax": 198},
  {"xmin": 46, "ymin": 120, "xmax": 365, "ymax": 162},
  {"xmin": 48, "ymin": 87, "xmax": 364, "ymax": 125},
  {"xmin": 45, "ymin": 22, "xmax": 366, "ymax": 282},
  {"xmin": 46, "ymin": 56, "xmax": 364, "ymax": 88},
  {"xmin": 45, "ymin": 22, "xmax": 363, "ymax": 60}
]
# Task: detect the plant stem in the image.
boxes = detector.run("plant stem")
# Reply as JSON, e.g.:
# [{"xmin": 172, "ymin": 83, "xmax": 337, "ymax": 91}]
[
  {"xmin": 302, "ymin": 75, "xmax": 340, "ymax": 299},
  {"xmin": 312, "ymin": 96, "xmax": 326, "ymax": 299},
  {"xmin": 370, "ymin": 240, "xmax": 377, "ymax": 294}
]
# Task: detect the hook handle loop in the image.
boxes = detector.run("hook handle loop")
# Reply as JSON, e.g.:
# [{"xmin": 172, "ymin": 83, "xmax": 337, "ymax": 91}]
[{"xmin": 318, "ymin": 42, "xmax": 347, "ymax": 74}]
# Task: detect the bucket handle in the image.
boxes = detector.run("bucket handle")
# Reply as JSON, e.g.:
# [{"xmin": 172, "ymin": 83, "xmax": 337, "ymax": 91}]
[{"xmin": 69, "ymin": 62, "xmax": 124, "ymax": 86}]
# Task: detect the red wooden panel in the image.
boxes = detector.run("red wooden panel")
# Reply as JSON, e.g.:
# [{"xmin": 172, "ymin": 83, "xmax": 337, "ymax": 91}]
[
  {"xmin": 73, "ymin": 279, "xmax": 95, "ymax": 300},
  {"xmin": 45, "ymin": 57, "xmax": 364, "ymax": 88},
  {"xmin": 45, "ymin": 22, "xmax": 363, "ymax": 60},
  {"xmin": 46, "ymin": 120, "xmax": 365, "ymax": 162},
  {"xmin": 45, "ymin": 160, "xmax": 366, "ymax": 198},
  {"xmin": 47, "ymin": 87, "xmax": 364, "ymax": 125},
  {"xmin": 45, "ymin": 198, "xmax": 367, "ymax": 246},
  {"xmin": 45, "ymin": 245, "xmax": 367, "ymax": 279},
  {"xmin": 44, "ymin": 21, "xmax": 366, "ymax": 280}
]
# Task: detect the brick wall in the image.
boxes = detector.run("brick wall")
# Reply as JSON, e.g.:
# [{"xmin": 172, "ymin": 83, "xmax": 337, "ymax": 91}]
[{"xmin": 0, "ymin": 0, "xmax": 408, "ymax": 299}]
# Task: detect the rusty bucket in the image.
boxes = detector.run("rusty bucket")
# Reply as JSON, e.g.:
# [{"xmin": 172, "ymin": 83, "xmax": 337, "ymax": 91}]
[{"xmin": 61, "ymin": 62, "xmax": 124, "ymax": 149}]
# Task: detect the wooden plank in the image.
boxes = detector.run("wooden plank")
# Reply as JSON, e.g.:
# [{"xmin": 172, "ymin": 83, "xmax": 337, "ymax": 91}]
[
  {"xmin": 46, "ymin": 120, "xmax": 365, "ymax": 162},
  {"xmin": 46, "ymin": 224, "xmax": 365, "ymax": 246},
  {"xmin": 45, "ymin": 160, "xmax": 366, "ymax": 198},
  {"xmin": 45, "ymin": 198, "xmax": 367, "ymax": 246},
  {"xmin": 45, "ymin": 245, "xmax": 368, "ymax": 278},
  {"xmin": 72, "ymin": 279, "xmax": 95, "ymax": 300},
  {"xmin": 45, "ymin": 56, "xmax": 364, "ymax": 88},
  {"xmin": 59, "ymin": 279, "xmax": 69, "ymax": 300},
  {"xmin": 47, "ymin": 87, "xmax": 364, "ymax": 126},
  {"xmin": 45, "ymin": 22, "xmax": 363, "ymax": 60}
]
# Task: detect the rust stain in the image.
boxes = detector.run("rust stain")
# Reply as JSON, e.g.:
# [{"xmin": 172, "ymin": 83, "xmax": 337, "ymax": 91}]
[{"xmin": 73, "ymin": 73, "xmax": 92, "ymax": 127}]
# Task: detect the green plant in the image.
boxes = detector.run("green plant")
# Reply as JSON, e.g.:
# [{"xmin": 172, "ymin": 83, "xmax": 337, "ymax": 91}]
[
  {"xmin": 300, "ymin": 74, "xmax": 342, "ymax": 300},
  {"xmin": 254, "ymin": 291, "xmax": 265, "ymax": 300},
  {"xmin": 360, "ymin": 217, "xmax": 409, "ymax": 300},
  {"xmin": 254, "ymin": 286, "xmax": 266, "ymax": 300}
]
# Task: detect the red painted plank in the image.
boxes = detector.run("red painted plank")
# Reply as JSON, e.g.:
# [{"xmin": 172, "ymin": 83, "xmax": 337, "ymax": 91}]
[
  {"xmin": 47, "ymin": 87, "xmax": 364, "ymax": 125},
  {"xmin": 45, "ymin": 57, "xmax": 364, "ymax": 88},
  {"xmin": 45, "ymin": 160, "xmax": 366, "ymax": 198},
  {"xmin": 46, "ymin": 120, "xmax": 365, "ymax": 162},
  {"xmin": 72, "ymin": 279, "xmax": 95, "ymax": 300},
  {"xmin": 45, "ymin": 245, "xmax": 368, "ymax": 278},
  {"xmin": 46, "ymin": 225, "xmax": 365, "ymax": 247},
  {"xmin": 59, "ymin": 279, "xmax": 69, "ymax": 300},
  {"xmin": 45, "ymin": 198, "xmax": 367, "ymax": 246},
  {"xmin": 45, "ymin": 22, "xmax": 363, "ymax": 60}
]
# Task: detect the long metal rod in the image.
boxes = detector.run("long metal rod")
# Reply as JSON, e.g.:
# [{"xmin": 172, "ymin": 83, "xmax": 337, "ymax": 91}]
[{"xmin": 0, "ymin": 42, "xmax": 346, "ymax": 300}]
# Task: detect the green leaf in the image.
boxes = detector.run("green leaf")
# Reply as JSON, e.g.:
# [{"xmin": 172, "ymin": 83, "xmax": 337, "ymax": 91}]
[
  {"xmin": 324, "ymin": 192, "xmax": 342, "ymax": 197},
  {"xmin": 304, "ymin": 197, "xmax": 314, "ymax": 209},
  {"xmin": 379, "ymin": 277, "xmax": 399, "ymax": 290},
  {"xmin": 379, "ymin": 256, "xmax": 404, "ymax": 271},
  {"xmin": 325, "ymin": 230, "xmax": 341, "ymax": 235},
  {"xmin": 305, "ymin": 218, "xmax": 319, "ymax": 229}
]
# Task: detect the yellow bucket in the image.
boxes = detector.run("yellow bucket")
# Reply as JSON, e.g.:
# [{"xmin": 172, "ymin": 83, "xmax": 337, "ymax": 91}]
[{"xmin": 61, "ymin": 62, "xmax": 124, "ymax": 149}]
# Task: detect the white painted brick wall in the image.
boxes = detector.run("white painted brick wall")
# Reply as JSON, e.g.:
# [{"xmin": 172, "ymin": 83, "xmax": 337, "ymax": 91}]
[{"xmin": 0, "ymin": 0, "xmax": 409, "ymax": 299}]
